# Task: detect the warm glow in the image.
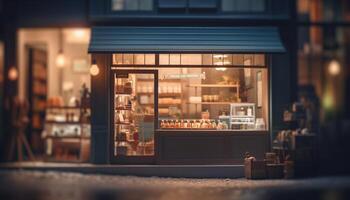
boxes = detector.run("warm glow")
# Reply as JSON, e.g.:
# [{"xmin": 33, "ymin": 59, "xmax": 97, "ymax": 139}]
[
  {"xmin": 328, "ymin": 60, "xmax": 341, "ymax": 76},
  {"xmin": 215, "ymin": 67, "xmax": 227, "ymax": 71},
  {"xmin": 73, "ymin": 29, "xmax": 86, "ymax": 38},
  {"xmin": 56, "ymin": 53, "xmax": 66, "ymax": 68},
  {"xmin": 8, "ymin": 67, "xmax": 18, "ymax": 81},
  {"xmin": 90, "ymin": 64, "xmax": 99, "ymax": 76}
]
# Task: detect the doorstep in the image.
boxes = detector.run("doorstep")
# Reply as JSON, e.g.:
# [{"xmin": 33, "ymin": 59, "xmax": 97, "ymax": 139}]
[{"xmin": 0, "ymin": 162, "xmax": 244, "ymax": 178}]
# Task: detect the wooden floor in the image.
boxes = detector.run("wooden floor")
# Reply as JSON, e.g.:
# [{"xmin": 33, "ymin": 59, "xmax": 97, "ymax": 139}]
[{"xmin": 0, "ymin": 162, "xmax": 244, "ymax": 178}]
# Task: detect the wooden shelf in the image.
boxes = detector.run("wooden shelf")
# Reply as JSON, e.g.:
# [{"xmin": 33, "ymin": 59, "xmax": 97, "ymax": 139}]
[
  {"xmin": 188, "ymin": 84, "xmax": 239, "ymax": 88},
  {"xmin": 115, "ymin": 107, "xmax": 132, "ymax": 111},
  {"xmin": 45, "ymin": 135, "xmax": 90, "ymax": 140},
  {"xmin": 116, "ymin": 122, "xmax": 134, "ymax": 125},
  {"xmin": 137, "ymin": 92, "xmax": 181, "ymax": 97},
  {"xmin": 47, "ymin": 106, "xmax": 82, "ymax": 109},
  {"xmin": 45, "ymin": 121, "xmax": 89, "ymax": 125},
  {"xmin": 115, "ymin": 93, "xmax": 132, "ymax": 96},
  {"xmin": 188, "ymin": 102, "xmax": 234, "ymax": 105},
  {"xmin": 137, "ymin": 78, "xmax": 181, "ymax": 82}
]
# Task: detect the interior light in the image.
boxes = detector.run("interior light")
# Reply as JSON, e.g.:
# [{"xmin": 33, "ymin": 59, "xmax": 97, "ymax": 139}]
[
  {"xmin": 215, "ymin": 67, "xmax": 227, "ymax": 71},
  {"xmin": 213, "ymin": 54, "xmax": 227, "ymax": 58},
  {"xmin": 56, "ymin": 52, "xmax": 66, "ymax": 68},
  {"xmin": 8, "ymin": 66, "xmax": 18, "ymax": 81},
  {"xmin": 90, "ymin": 60, "xmax": 99, "ymax": 76},
  {"xmin": 328, "ymin": 60, "xmax": 341, "ymax": 76},
  {"xmin": 73, "ymin": 29, "xmax": 86, "ymax": 38}
]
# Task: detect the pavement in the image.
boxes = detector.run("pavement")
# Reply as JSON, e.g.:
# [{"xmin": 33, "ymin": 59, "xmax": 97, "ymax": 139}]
[{"xmin": 0, "ymin": 170, "xmax": 350, "ymax": 200}]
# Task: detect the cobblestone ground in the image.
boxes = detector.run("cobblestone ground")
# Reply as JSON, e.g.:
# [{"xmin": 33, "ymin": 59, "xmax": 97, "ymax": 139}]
[{"xmin": 0, "ymin": 170, "xmax": 350, "ymax": 200}]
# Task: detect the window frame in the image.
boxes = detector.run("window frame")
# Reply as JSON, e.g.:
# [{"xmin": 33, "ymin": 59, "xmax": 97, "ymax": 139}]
[
  {"xmin": 219, "ymin": 0, "xmax": 268, "ymax": 15},
  {"xmin": 112, "ymin": 53, "xmax": 267, "ymax": 68}
]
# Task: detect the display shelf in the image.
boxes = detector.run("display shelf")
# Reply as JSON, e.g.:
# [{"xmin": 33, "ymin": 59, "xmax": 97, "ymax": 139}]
[
  {"xmin": 45, "ymin": 121, "xmax": 85, "ymax": 125},
  {"xmin": 229, "ymin": 103, "xmax": 256, "ymax": 128},
  {"xmin": 188, "ymin": 102, "xmax": 234, "ymax": 105},
  {"xmin": 115, "ymin": 107, "xmax": 132, "ymax": 111},
  {"xmin": 115, "ymin": 92, "xmax": 132, "ymax": 96},
  {"xmin": 47, "ymin": 106, "xmax": 82, "ymax": 109},
  {"xmin": 116, "ymin": 122, "xmax": 134, "ymax": 125},
  {"xmin": 137, "ymin": 78, "xmax": 181, "ymax": 82},
  {"xmin": 189, "ymin": 84, "xmax": 239, "ymax": 88},
  {"xmin": 46, "ymin": 135, "xmax": 90, "ymax": 140}
]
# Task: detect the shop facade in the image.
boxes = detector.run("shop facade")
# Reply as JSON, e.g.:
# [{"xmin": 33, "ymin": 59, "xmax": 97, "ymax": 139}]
[
  {"xmin": 89, "ymin": 24, "xmax": 293, "ymax": 164},
  {"xmin": 0, "ymin": 0, "xmax": 296, "ymax": 165}
]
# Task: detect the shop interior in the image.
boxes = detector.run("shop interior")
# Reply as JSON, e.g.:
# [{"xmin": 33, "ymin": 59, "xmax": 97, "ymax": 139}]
[
  {"xmin": 112, "ymin": 54, "xmax": 269, "ymax": 157},
  {"xmin": 17, "ymin": 28, "xmax": 91, "ymax": 162}
]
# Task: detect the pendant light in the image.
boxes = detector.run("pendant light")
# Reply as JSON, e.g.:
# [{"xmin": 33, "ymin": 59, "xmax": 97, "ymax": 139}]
[
  {"xmin": 328, "ymin": 59, "xmax": 341, "ymax": 76},
  {"xmin": 56, "ymin": 29, "xmax": 66, "ymax": 68},
  {"xmin": 8, "ymin": 66, "xmax": 18, "ymax": 81}
]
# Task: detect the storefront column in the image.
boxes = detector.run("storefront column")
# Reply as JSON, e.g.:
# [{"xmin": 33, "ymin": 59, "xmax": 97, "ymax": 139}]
[
  {"xmin": 90, "ymin": 54, "xmax": 111, "ymax": 164},
  {"xmin": 270, "ymin": 53, "xmax": 292, "ymax": 137}
]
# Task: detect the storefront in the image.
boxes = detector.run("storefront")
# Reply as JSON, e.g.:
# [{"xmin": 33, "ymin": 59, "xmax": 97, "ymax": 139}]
[
  {"xmin": 16, "ymin": 28, "xmax": 92, "ymax": 162},
  {"xmin": 89, "ymin": 26, "xmax": 285, "ymax": 164}
]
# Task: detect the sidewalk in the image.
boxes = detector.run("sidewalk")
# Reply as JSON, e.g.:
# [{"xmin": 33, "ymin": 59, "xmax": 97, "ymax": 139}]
[{"xmin": 0, "ymin": 162, "xmax": 244, "ymax": 178}]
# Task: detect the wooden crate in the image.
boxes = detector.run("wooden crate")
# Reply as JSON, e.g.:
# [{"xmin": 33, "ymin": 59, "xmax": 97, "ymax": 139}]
[
  {"xmin": 266, "ymin": 164, "xmax": 284, "ymax": 179},
  {"xmin": 244, "ymin": 159, "xmax": 266, "ymax": 179}
]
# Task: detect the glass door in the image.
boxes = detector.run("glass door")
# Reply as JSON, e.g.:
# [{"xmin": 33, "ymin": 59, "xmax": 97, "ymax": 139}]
[{"xmin": 111, "ymin": 70, "xmax": 158, "ymax": 164}]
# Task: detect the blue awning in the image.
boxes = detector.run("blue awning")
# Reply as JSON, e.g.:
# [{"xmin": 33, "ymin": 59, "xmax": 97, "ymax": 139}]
[{"xmin": 88, "ymin": 26, "xmax": 285, "ymax": 53}]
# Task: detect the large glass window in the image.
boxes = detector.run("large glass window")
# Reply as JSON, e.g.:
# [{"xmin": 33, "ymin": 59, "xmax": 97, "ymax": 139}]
[
  {"xmin": 113, "ymin": 53, "xmax": 265, "ymax": 66},
  {"xmin": 112, "ymin": 54, "xmax": 269, "ymax": 131},
  {"xmin": 221, "ymin": 0, "xmax": 266, "ymax": 13},
  {"xmin": 111, "ymin": 0, "xmax": 153, "ymax": 11},
  {"xmin": 298, "ymin": 0, "xmax": 350, "ymax": 22}
]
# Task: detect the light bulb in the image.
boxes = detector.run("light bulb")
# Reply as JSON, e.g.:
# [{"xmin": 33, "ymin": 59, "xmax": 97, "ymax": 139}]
[
  {"xmin": 328, "ymin": 60, "xmax": 341, "ymax": 76},
  {"xmin": 8, "ymin": 67, "xmax": 18, "ymax": 81},
  {"xmin": 90, "ymin": 64, "xmax": 99, "ymax": 76},
  {"xmin": 56, "ymin": 53, "xmax": 66, "ymax": 68},
  {"xmin": 73, "ymin": 29, "xmax": 85, "ymax": 38},
  {"xmin": 215, "ymin": 67, "xmax": 227, "ymax": 71}
]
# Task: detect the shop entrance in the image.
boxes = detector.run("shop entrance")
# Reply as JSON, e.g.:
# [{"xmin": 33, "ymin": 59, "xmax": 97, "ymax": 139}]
[{"xmin": 111, "ymin": 69, "xmax": 158, "ymax": 164}]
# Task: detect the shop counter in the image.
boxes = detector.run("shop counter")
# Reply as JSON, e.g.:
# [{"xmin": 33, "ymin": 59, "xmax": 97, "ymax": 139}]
[{"xmin": 155, "ymin": 130, "xmax": 269, "ymax": 165}]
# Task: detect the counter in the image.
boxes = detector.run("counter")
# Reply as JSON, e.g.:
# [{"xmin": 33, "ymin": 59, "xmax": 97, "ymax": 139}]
[{"xmin": 155, "ymin": 130, "xmax": 269, "ymax": 165}]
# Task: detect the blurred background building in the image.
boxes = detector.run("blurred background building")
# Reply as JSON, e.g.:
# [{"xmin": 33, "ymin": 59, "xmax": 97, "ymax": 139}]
[{"xmin": 297, "ymin": 0, "xmax": 350, "ymax": 173}]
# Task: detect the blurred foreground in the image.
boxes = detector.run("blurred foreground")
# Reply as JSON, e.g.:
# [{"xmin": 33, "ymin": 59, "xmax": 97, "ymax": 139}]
[{"xmin": 0, "ymin": 170, "xmax": 350, "ymax": 200}]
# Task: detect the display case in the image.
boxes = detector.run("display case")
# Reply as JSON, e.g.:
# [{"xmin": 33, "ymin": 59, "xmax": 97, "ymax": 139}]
[
  {"xmin": 43, "ymin": 106, "xmax": 91, "ymax": 162},
  {"xmin": 230, "ymin": 103, "xmax": 256, "ymax": 130}
]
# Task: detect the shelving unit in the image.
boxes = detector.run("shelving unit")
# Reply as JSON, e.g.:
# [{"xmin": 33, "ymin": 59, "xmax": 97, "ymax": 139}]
[
  {"xmin": 43, "ymin": 106, "xmax": 91, "ymax": 162},
  {"xmin": 27, "ymin": 48, "xmax": 48, "ymax": 152},
  {"xmin": 136, "ymin": 77, "xmax": 183, "ymax": 118},
  {"xmin": 113, "ymin": 70, "xmax": 157, "ymax": 160},
  {"xmin": 187, "ymin": 83, "xmax": 240, "ymax": 118}
]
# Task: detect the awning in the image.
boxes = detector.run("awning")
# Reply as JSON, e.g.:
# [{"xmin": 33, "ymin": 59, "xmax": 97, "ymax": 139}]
[{"xmin": 88, "ymin": 26, "xmax": 285, "ymax": 53}]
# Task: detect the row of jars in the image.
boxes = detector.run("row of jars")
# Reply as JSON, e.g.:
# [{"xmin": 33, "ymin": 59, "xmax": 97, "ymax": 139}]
[{"xmin": 160, "ymin": 119, "xmax": 229, "ymax": 130}]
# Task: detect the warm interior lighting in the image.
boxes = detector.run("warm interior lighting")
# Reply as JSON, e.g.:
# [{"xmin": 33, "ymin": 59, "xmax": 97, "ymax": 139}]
[
  {"xmin": 73, "ymin": 29, "xmax": 86, "ymax": 38},
  {"xmin": 328, "ymin": 60, "xmax": 341, "ymax": 76},
  {"xmin": 215, "ymin": 67, "xmax": 227, "ymax": 71},
  {"xmin": 213, "ymin": 54, "xmax": 227, "ymax": 58},
  {"xmin": 56, "ymin": 52, "xmax": 66, "ymax": 68},
  {"xmin": 8, "ymin": 66, "xmax": 18, "ymax": 81},
  {"xmin": 90, "ymin": 62, "xmax": 99, "ymax": 76}
]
